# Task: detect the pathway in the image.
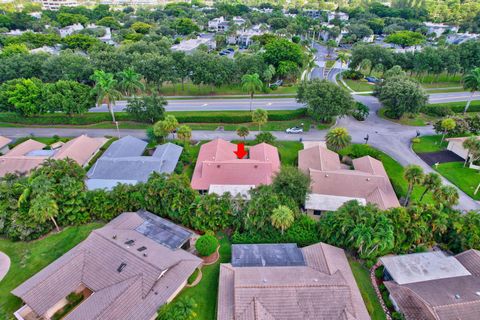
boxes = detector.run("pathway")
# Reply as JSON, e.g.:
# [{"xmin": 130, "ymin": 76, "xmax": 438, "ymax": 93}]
[{"xmin": 0, "ymin": 251, "xmax": 11, "ymax": 282}]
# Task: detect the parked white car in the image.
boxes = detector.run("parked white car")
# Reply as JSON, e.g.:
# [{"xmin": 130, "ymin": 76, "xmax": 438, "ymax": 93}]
[{"xmin": 285, "ymin": 126, "xmax": 304, "ymax": 134}]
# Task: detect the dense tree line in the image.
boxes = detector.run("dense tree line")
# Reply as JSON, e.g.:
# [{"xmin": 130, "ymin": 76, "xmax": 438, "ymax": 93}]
[{"xmin": 1, "ymin": 156, "xmax": 478, "ymax": 264}]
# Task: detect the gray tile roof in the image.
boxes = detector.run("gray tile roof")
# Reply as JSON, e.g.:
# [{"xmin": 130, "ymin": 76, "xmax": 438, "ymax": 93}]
[
  {"xmin": 12, "ymin": 211, "xmax": 201, "ymax": 320},
  {"xmin": 87, "ymin": 136, "xmax": 182, "ymax": 190},
  {"xmin": 383, "ymin": 249, "xmax": 480, "ymax": 320}
]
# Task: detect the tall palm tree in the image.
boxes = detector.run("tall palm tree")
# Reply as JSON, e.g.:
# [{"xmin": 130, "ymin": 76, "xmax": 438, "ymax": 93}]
[
  {"xmin": 117, "ymin": 68, "xmax": 145, "ymax": 96},
  {"xmin": 91, "ymin": 70, "xmax": 123, "ymax": 123},
  {"xmin": 236, "ymin": 126, "xmax": 249, "ymax": 141},
  {"xmin": 462, "ymin": 67, "xmax": 480, "ymax": 114},
  {"xmin": 462, "ymin": 136, "xmax": 480, "ymax": 167},
  {"xmin": 404, "ymin": 165, "xmax": 424, "ymax": 206},
  {"xmin": 271, "ymin": 205, "xmax": 294, "ymax": 235},
  {"xmin": 336, "ymin": 51, "xmax": 350, "ymax": 69},
  {"xmin": 433, "ymin": 185, "xmax": 459, "ymax": 208},
  {"xmin": 419, "ymin": 172, "xmax": 441, "ymax": 201},
  {"xmin": 241, "ymin": 73, "xmax": 263, "ymax": 112},
  {"xmin": 326, "ymin": 127, "xmax": 352, "ymax": 152}
]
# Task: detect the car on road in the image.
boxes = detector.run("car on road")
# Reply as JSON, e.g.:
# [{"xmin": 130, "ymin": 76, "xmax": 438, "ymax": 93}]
[
  {"xmin": 227, "ymin": 48, "xmax": 235, "ymax": 52},
  {"xmin": 269, "ymin": 79, "xmax": 283, "ymax": 88},
  {"xmin": 285, "ymin": 126, "xmax": 304, "ymax": 134}
]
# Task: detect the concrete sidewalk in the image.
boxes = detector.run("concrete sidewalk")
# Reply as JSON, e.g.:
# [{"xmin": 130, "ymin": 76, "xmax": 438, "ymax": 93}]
[{"xmin": 0, "ymin": 251, "xmax": 10, "ymax": 282}]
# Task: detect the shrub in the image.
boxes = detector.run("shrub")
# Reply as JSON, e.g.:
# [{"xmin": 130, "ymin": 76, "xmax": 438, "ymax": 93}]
[
  {"xmin": 255, "ymin": 131, "xmax": 276, "ymax": 144},
  {"xmin": 343, "ymin": 69, "xmax": 364, "ymax": 80},
  {"xmin": 411, "ymin": 137, "xmax": 420, "ymax": 144},
  {"xmin": 375, "ymin": 266, "xmax": 384, "ymax": 279},
  {"xmin": 421, "ymin": 105, "xmax": 453, "ymax": 117},
  {"xmin": 195, "ymin": 234, "xmax": 218, "ymax": 256},
  {"xmin": 352, "ymin": 102, "xmax": 369, "ymax": 121}
]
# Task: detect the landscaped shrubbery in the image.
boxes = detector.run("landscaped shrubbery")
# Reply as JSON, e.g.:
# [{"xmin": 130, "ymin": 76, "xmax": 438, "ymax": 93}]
[{"xmin": 195, "ymin": 234, "xmax": 218, "ymax": 257}]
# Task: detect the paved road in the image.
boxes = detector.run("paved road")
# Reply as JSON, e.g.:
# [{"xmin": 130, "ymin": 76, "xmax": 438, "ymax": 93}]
[{"xmin": 90, "ymin": 91, "xmax": 479, "ymax": 113}]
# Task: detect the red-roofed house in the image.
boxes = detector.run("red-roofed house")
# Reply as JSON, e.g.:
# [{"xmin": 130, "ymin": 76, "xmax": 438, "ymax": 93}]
[
  {"xmin": 191, "ymin": 139, "xmax": 280, "ymax": 196},
  {"xmin": 299, "ymin": 145, "xmax": 400, "ymax": 216}
]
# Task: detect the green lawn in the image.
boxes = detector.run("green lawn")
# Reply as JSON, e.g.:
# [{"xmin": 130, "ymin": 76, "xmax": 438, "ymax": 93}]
[
  {"xmin": 238, "ymin": 140, "xmax": 303, "ymax": 167},
  {"xmin": 343, "ymin": 79, "xmax": 375, "ymax": 92},
  {"xmin": 8, "ymin": 136, "xmax": 71, "ymax": 148},
  {"xmin": 173, "ymin": 234, "xmax": 231, "ymax": 320},
  {"xmin": 156, "ymin": 82, "xmax": 298, "ymax": 96},
  {"xmin": 0, "ymin": 224, "xmax": 103, "ymax": 317},
  {"xmin": 436, "ymin": 162, "xmax": 480, "ymax": 201},
  {"xmin": 412, "ymin": 135, "xmax": 448, "ymax": 153},
  {"xmin": 377, "ymin": 108, "xmax": 438, "ymax": 126},
  {"xmin": 349, "ymin": 259, "xmax": 386, "ymax": 320}
]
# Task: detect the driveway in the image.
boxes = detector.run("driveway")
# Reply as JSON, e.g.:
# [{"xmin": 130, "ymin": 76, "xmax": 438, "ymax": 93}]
[{"xmin": 417, "ymin": 151, "xmax": 464, "ymax": 167}]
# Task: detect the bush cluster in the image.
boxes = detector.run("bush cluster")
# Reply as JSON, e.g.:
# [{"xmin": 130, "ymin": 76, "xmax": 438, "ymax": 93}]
[{"xmin": 195, "ymin": 234, "xmax": 218, "ymax": 256}]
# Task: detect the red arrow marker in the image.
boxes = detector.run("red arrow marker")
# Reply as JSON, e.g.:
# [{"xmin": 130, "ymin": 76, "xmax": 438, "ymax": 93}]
[{"xmin": 234, "ymin": 143, "xmax": 247, "ymax": 159}]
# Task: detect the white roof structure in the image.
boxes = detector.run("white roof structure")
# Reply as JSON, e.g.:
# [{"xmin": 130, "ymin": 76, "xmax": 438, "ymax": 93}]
[
  {"xmin": 305, "ymin": 193, "xmax": 367, "ymax": 212},
  {"xmin": 171, "ymin": 37, "xmax": 214, "ymax": 52},
  {"xmin": 381, "ymin": 251, "xmax": 472, "ymax": 285},
  {"xmin": 208, "ymin": 184, "xmax": 255, "ymax": 200}
]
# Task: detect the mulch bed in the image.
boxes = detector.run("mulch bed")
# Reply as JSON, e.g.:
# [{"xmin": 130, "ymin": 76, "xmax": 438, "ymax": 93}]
[
  {"xmin": 417, "ymin": 150, "xmax": 464, "ymax": 166},
  {"xmin": 202, "ymin": 245, "xmax": 220, "ymax": 265}
]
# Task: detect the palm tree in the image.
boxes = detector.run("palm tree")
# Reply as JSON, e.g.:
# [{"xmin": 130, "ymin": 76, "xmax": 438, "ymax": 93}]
[
  {"xmin": 325, "ymin": 39, "xmax": 337, "ymax": 57},
  {"xmin": 236, "ymin": 126, "xmax": 249, "ymax": 141},
  {"xmin": 433, "ymin": 185, "xmax": 459, "ymax": 208},
  {"xmin": 404, "ymin": 165, "xmax": 424, "ymax": 206},
  {"xmin": 91, "ymin": 70, "xmax": 123, "ymax": 123},
  {"xmin": 241, "ymin": 73, "xmax": 263, "ymax": 112},
  {"xmin": 419, "ymin": 172, "xmax": 441, "ymax": 201},
  {"xmin": 271, "ymin": 205, "xmax": 294, "ymax": 235},
  {"xmin": 326, "ymin": 127, "xmax": 352, "ymax": 152},
  {"xmin": 177, "ymin": 125, "xmax": 192, "ymax": 146},
  {"xmin": 462, "ymin": 67, "xmax": 480, "ymax": 114},
  {"xmin": 252, "ymin": 108, "xmax": 268, "ymax": 131},
  {"xmin": 462, "ymin": 136, "xmax": 480, "ymax": 167},
  {"xmin": 117, "ymin": 68, "xmax": 145, "ymax": 96},
  {"xmin": 336, "ymin": 51, "xmax": 350, "ymax": 69}
]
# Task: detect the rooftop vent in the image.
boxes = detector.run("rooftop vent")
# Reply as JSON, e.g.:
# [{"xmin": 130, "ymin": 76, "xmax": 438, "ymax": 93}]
[
  {"xmin": 262, "ymin": 279, "xmax": 267, "ymax": 283},
  {"xmin": 366, "ymin": 178, "xmax": 371, "ymax": 181},
  {"xmin": 112, "ymin": 235, "xmax": 117, "ymax": 240},
  {"xmin": 454, "ymin": 294, "xmax": 461, "ymax": 299},
  {"xmin": 143, "ymin": 253, "xmax": 148, "ymax": 257},
  {"xmin": 117, "ymin": 262, "xmax": 127, "ymax": 273},
  {"xmin": 125, "ymin": 239, "xmax": 135, "ymax": 246},
  {"xmin": 476, "ymin": 292, "xmax": 480, "ymax": 296},
  {"xmin": 137, "ymin": 246, "xmax": 147, "ymax": 252}
]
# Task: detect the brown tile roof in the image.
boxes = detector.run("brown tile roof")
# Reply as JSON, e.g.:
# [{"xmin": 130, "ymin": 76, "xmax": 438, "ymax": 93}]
[
  {"xmin": 384, "ymin": 250, "xmax": 480, "ymax": 320},
  {"xmin": 0, "ymin": 135, "xmax": 12, "ymax": 149},
  {"xmin": 217, "ymin": 242, "xmax": 370, "ymax": 320},
  {"xmin": 12, "ymin": 211, "xmax": 202, "ymax": 320},
  {"xmin": 299, "ymin": 146, "xmax": 399, "ymax": 210},
  {"xmin": 0, "ymin": 136, "xmax": 105, "ymax": 177}
]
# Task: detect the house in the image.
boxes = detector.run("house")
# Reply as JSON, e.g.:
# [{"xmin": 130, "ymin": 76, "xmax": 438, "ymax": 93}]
[
  {"xmin": 208, "ymin": 16, "xmax": 229, "ymax": 32},
  {"xmin": 328, "ymin": 11, "xmax": 349, "ymax": 22},
  {"xmin": 0, "ymin": 135, "xmax": 106, "ymax": 177},
  {"xmin": 59, "ymin": 23, "xmax": 84, "ymax": 37},
  {"xmin": 191, "ymin": 139, "xmax": 280, "ymax": 196},
  {"xmin": 446, "ymin": 136, "xmax": 477, "ymax": 160},
  {"xmin": 304, "ymin": 9, "xmax": 322, "ymax": 19},
  {"xmin": 86, "ymin": 136, "xmax": 182, "ymax": 190},
  {"xmin": 29, "ymin": 45, "xmax": 61, "ymax": 55},
  {"xmin": 230, "ymin": 24, "xmax": 267, "ymax": 48},
  {"xmin": 232, "ymin": 16, "xmax": 246, "ymax": 26},
  {"xmin": 299, "ymin": 145, "xmax": 399, "ymax": 216},
  {"xmin": 12, "ymin": 210, "xmax": 202, "ymax": 320},
  {"xmin": 381, "ymin": 250, "xmax": 480, "ymax": 320},
  {"xmin": 41, "ymin": 0, "xmax": 78, "ymax": 11},
  {"xmin": 217, "ymin": 242, "xmax": 370, "ymax": 320},
  {"xmin": 0, "ymin": 136, "xmax": 12, "ymax": 155},
  {"xmin": 424, "ymin": 22, "xmax": 459, "ymax": 38},
  {"xmin": 171, "ymin": 35, "xmax": 216, "ymax": 53},
  {"xmin": 446, "ymin": 32, "xmax": 479, "ymax": 45}
]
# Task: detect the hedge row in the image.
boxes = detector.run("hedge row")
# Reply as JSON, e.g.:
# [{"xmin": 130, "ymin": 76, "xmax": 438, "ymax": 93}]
[
  {"xmin": 426, "ymin": 100, "xmax": 480, "ymax": 115},
  {"xmin": 0, "ymin": 109, "xmax": 307, "ymax": 125}
]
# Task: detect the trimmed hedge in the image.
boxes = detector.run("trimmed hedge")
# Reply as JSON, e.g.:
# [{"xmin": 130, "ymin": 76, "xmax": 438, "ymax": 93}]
[
  {"xmin": 0, "ymin": 109, "xmax": 307, "ymax": 125},
  {"xmin": 427, "ymin": 100, "xmax": 480, "ymax": 114},
  {"xmin": 195, "ymin": 234, "xmax": 218, "ymax": 257}
]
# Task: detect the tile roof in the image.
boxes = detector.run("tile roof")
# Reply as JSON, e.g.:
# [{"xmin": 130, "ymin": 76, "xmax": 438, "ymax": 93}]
[
  {"xmin": 0, "ymin": 135, "xmax": 12, "ymax": 149},
  {"xmin": 12, "ymin": 211, "xmax": 201, "ymax": 320},
  {"xmin": 383, "ymin": 250, "xmax": 480, "ymax": 320},
  {"xmin": 217, "ymin": 242, "xmax": 370, "ymax": 320},
  {"xmin": 0, "ymin": 136, "xmax": 104, "ymax": 177},
  {"xmin": 299, "ymin": 146, "xmax": 399, "ymax": 210},
  {"xmin": 191, "ymin": 139, "xmax": 280, "ymax": 190},
  {"xmin": 86, "ymin": 136, "xmax": 182, "ymax": 190}
]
